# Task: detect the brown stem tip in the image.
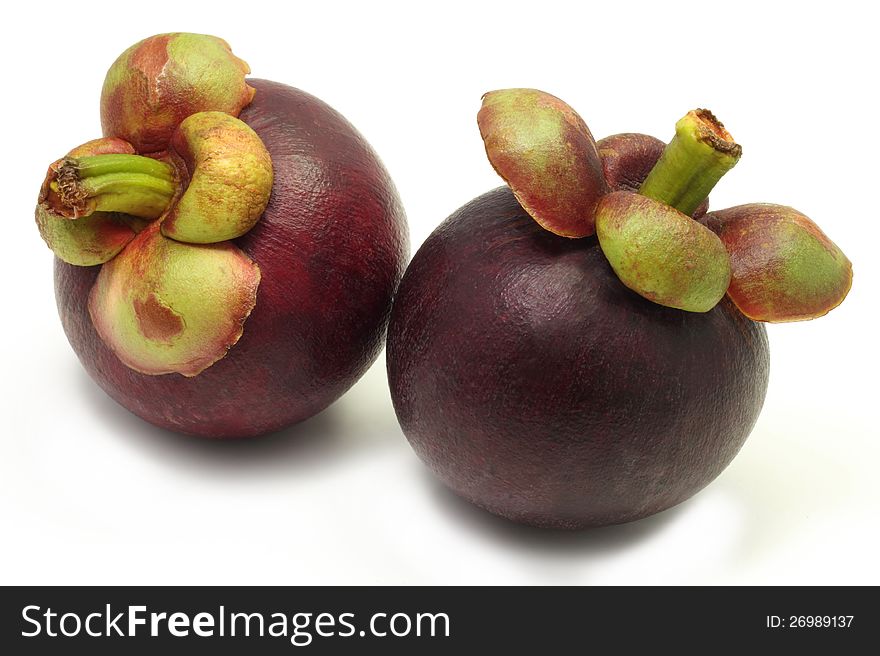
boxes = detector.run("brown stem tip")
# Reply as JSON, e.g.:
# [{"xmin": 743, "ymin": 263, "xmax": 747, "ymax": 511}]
[
  {"xmin": 46, "ymin": 159, "xmax": 88, "ymax": 218},
  {"xmin": 690, "ymin": 109, "xmax": 742, "ymax": 158}
]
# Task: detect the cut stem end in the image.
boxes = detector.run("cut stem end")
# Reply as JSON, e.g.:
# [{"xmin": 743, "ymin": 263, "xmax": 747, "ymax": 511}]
[
  {"xmin": 45, "ymin": 154, "xmax": 177, "ymax": 220},
  {"xmin": 639, "ymin": 109, "xmax": 742, "ymax": 217}
]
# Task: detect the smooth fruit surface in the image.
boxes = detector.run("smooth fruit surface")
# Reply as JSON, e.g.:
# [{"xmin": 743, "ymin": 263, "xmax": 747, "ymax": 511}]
[
  {"xmin": 387, "ymin": 187, "xmax": 768, "ymax": 528},
  {"xmin": 57, "ymin": 80, "xmax": 408, "ymax": 437}
]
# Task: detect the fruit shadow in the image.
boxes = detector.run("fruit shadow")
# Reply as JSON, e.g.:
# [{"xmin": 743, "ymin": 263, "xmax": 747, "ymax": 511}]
[
  {"xmin": 717, "ymin": 424, "xmax": 857, "ymax": 568},
  {"xmin": 73, "ymin": 366, "xmax": 398, "ymax": 478},
  {"xmin": 425, "ymin": 473, "xmax": 690, "ymax": 559}
]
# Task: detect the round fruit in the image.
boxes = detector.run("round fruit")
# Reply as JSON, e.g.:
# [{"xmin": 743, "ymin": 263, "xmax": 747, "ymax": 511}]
[
  {"xmin": 44, "ymin": 37, "xmax": 407, "ymax": 438},
  {"xmin": 387, "ymin": 186, "xmax": 769, "ymax": 528}
]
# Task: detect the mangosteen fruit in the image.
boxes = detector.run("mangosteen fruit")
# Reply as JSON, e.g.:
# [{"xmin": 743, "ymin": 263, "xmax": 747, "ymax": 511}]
[
  {"xmin": 387, "ymin": 90, "xmax": 851, "ymax": 528},
  {"xmin": 37, "ymin": 33, "xmax": 408, "ymax": 438}
]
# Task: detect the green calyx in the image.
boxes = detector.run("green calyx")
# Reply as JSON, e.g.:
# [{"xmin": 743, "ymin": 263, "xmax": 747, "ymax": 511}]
[
  {"xmin": 34, "ymin": 32, "xmax": 275, "ymax": 378},
  {"xmin": 473, "ymin": 93, "xmax": 742, "ymax": 313},
  {"xmin": 478, "ymin": 88, "xmax": 607, "ymax": 238},
  {"xmin": 596, "ymin": 108, "xmax": 851, "ymax": 320},
  {"xmin": 36, "ymin": 138, "xmax": 160, "ymax": 266},
  {"xmin": 100, "ymin": 33, "xmax": 255, "ymax": 154},
  {"xmin": 35, "ymin": 206, "xmax": 140, "ymax": 266},
  {"xmin": 38, "ymin": 110, "xmax": 274, "ymax": 265},
  {"xmin": 88, "ymin": 223, "xmax": 261, "ymax": 377},
  {"xmin": 594, "ymin": 109, "xmax": 740, "ymax": 312},
  {"xmin": 35, "ymin": 120, "xmax": 273, "ymax": 375},
  {"xmin": 476, "ymin": 90, "xmax": 852, "ymax": 320},
  {"xmin": 596, "ymin": 192, "xmax": 731, "ymax": 312},
  {"xmin": 161, "ymin": 112, "xmax": 273, "ymax": 244},
  {"xmin": 705, "ymin": 204, "xmax": 853, "ymax": 322}
]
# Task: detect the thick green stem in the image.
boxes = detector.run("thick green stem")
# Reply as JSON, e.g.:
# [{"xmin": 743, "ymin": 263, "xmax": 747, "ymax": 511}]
[
  {"xmin": 639, "ymin": 109, "xmax": 742, "ymax": 216},
  {"xmin": 50, "ymin": 154, "xmax": 177, "ymax": 219}
]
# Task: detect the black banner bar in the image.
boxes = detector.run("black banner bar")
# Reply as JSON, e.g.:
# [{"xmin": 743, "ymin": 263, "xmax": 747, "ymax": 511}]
[{"xmin": 1, "ymin": 586, "xmax": 873, "ymax": 653}]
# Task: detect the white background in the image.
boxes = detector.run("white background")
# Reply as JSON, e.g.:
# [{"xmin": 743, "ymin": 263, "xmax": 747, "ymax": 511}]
[{"xmin": 1, "ymin": 0, "xmax": 877, "ymax": 585}]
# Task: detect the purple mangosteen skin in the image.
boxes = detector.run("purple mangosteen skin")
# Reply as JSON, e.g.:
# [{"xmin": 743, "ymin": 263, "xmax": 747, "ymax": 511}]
[
  {"xmin": 387, "ymin": 186, "xmax": 769, "ymax": 529},
  {"xmin": 55, "ymin": 80, "xmax": 408, "ymax": 438}
]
